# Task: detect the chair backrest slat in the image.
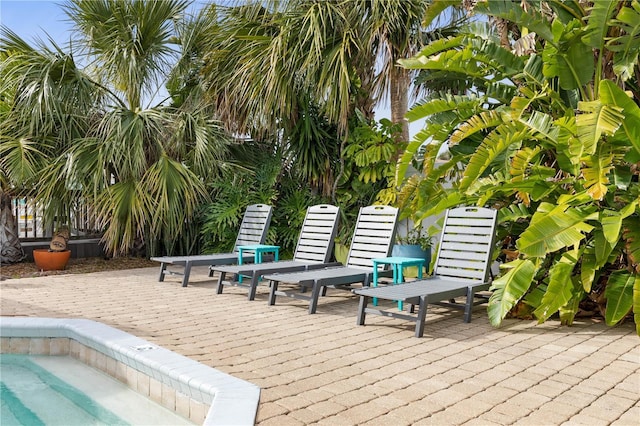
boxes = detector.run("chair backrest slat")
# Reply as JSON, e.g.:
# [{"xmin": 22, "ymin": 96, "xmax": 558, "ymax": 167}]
[
  {"xmin": 346, "ymin": 205, "xmax": 399, "ymax": 270},
  {"xmin": 433, "ymin": 206, "xmax": 498, "ymax": 283},
  {"xmin": 293, "ymin": 205, "xmax": 340, "ymax": 263},
  {"xmin": 233, "ymin": 204, "xmax": 273, "ymax": 250}
]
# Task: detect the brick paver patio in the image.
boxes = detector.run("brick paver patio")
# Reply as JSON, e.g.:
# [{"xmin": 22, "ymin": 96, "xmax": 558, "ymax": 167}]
[{"xmin": 1, "ymin": 265, "xmax": 639, "ymax": 425}]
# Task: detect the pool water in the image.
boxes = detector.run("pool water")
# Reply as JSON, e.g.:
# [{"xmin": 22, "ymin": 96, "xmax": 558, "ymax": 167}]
[{"xmin": 0, "ymin": 354, "xmax": 192, "ymax": 425}]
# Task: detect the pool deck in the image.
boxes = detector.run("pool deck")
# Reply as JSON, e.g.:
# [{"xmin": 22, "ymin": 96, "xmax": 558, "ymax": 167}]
[{"xmin": 1, "ymin": 265, "xmax": 639, "ymax": 425}]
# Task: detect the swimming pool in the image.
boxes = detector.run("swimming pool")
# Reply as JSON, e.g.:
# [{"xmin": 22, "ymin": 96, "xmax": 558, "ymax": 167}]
[
  {"xmin": 0, "ymin": 317, "xmax": 260, "ymax": 425},
  {"xmin": 1, "ymin": 354, "xmax": 191, "ymax": 425}
]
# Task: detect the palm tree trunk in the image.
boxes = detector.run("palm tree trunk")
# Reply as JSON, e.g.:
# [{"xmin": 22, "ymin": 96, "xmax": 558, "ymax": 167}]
[
  {"xmin": 0, "ymin": 190, "xmax": 25, "ymax": 264},
  {"xmin": 389, "ymin": 65, "xmax": 410, "ymax": 154}
]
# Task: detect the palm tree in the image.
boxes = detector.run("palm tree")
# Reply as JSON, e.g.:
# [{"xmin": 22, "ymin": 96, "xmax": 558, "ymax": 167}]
[
  {"xmin": 199, "ymin": 0, "xmax": 464, "ymax": 196},
  {"xmin": 0, "ymin": 0, "xmax": 229, "ymax": 256}
]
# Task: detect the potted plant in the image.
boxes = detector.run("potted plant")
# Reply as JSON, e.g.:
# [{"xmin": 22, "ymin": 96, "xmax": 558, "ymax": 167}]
[
  {"xmin": 392, "ymin": 225, "xmax": 433, "ymax": 277},
  {"xmin": 33, "ymin": 226, "xmax": 71, "ymax": 271}
]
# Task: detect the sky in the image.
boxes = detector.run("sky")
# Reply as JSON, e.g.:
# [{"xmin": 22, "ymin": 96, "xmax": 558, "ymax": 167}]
[{"xmin": 1, "ymin": 1, "xmax": 71, "ymax": 44}]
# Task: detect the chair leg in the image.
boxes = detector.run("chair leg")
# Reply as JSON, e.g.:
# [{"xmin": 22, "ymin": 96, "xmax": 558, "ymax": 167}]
[
  {"xmin": 216, "ymin": 271, "xmax": 225, "ymax": 294},
  {"xmin": 248, "ymin": 275, "xmax": 260, "ymax": 301},
  {"xmin": 158, "ymin": 263, "xmax": 166, "ymax": 282},
  {"xmin": 357, "ymin": 296, "xmax": 368, "ymax": 326},
  {"xmin": 309, "ymin": 281, "xmax": 322, "ymax": 314},
  {"xmin": 268, "ymin": 280, "xmax": 278, "ymax": 305},
  {"xmin": 463, "ymin": 287, "xmax": 474, "ymax": 323},
  {"xmin": 414, "ymin": 295, "xmax": 428, "ymax": 338},
  {"xmin": 182, "ymin": 262, "xmax": 192, "ymax": 287}
]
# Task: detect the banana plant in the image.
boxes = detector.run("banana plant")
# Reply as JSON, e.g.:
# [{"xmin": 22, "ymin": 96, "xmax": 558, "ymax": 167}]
[{"xmin": 398, "ymin": 0, "xmax": 640, "ymax": 334}]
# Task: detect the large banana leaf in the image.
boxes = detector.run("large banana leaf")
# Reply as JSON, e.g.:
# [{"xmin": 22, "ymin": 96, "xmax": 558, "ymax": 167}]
[
  {"xmin": 607, "ymin": 2, "xmax": 640, "ymax": 81},
  {"xmin": 423, "ymin": 0, "xmax": 460, "ymax": 29},
  {"xmin": 623, "ymin": 217, "xmax": 640, "ymax": 274},
  {"xmin": 556, "ymin": 33, "xmax": 594, "ymax": 91},
  {"xmin": 459, "ymin": 126, "xmax": 529, "ymax": 191},
  {"xmin": 599, "ymin": 80, "xmax": 640, "ymax": 155},
  {"xmin": 582, "ymin": 0, "xmax": 619, "ymax": 50},
  {"xmin": 400, "ymin": 36, "xmax": 466, "ymax": 69},
  {"xmin": 469, "ymin": 37, "xmax": 525, "ymax": 74},
  {"xmin": 534, "ymin": 249, "xmax": 578, "ymax": 323},
  {"xmin": 593, "ymin": 229, "xmax": 615, "ymax": 269},
  {"xmin": 604, "ymin": 270, "xmax": 637, "ymax": 326},
  {"xmin": 582, "ymin": 148, "xmax": 613, "ymax": 200},
  {"xmin": 516, "ymin": 203, "xmax": 596, "ymax": 258},
  {"xmin": 476, "ymin": 0, "xmax": 554, "ymax": 42},
  {"xmin": 509, "ymin": 147, "xmax": 542, "ymax": 206},
  {"xmin": 558, "ymin": 277, "xmax": 584, "ymax": 325},
  {"xmin": 580, "ymin": 241, "xmax": 601, "ymax": 293},
  {"xmin": 499, "ymin": 203, "xmax": 532, "ymax": 224},
  {"xmin": 519, "ymin": 111, "xmax": 558, "ymax": 141},
  {"xmin": 488, "ymin": 259, "xmax": 537, "ymax": 326},
  {"xmin": 554, "ymin": 116, "xmax": 581, "ymax": 175},
  {"xmin": 522, "ymin": 54, "xmax": 544, "ymax": 86},
  {"xmin": 411, "ymin": 47, "xmax": 485, "ymax": 77},
  {"xmin": 405, "ymin": 94, "xmax": 480, "ymax": 123},
  {"xmin": 576, "ymin": 100, "xmax": 624, "ymax": 156},
  {"xmin": 601, "ymin": 202, "xmax": 636, "ymax": 243},
  {"xmin": 450, "ymin": 110, "xmax": 504, "ymax": 145}
]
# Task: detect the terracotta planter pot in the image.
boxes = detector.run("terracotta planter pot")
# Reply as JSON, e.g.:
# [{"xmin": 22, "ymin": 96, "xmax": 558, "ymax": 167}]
[{"xmin": 33, "ymin": 249, "xmax": 71, "ymax": 271}]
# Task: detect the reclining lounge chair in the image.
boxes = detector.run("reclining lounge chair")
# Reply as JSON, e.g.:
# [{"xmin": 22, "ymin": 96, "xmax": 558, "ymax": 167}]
[
  {"xmin": 212, "ymin": 204, "xmax": 340, "ymax": 300},
  {"xmin": 151, "ymin": 204, "xmax": 273, "ymax": 287},
  {"xmin": 263, "ymin": 205, "xmax": 399, "ymax": 314},
  {"xmin": 353, "ymin": 206, "xmax": 498, "ymax": 337}
]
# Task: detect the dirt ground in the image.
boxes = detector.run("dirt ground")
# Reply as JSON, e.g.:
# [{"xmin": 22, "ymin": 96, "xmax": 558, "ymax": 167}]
[{"xmin": 0, "ymin": 256, "xmax": 157, "ymax": 280}]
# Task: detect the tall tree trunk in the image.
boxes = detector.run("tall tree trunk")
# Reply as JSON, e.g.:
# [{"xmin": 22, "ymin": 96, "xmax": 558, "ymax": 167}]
[
  {"xmin": 389, "ymin": 65, "xmax": 410, "ymax": 156},
  {"xmin": 0, "ymin": 190, "xmax": 25, "ymax": 265}
]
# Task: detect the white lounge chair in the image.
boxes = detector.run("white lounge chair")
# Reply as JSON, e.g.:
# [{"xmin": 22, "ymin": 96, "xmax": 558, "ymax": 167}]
[
  {"xmin": 263, "ymin": 205, "xmax": 399, "ymax": 314},
  {"xmin": 212, "ymin": 204, "xmax": 341, "ymax": 300},
  {"xmin": 151, "ymin": 204, "xmax": 273, "ymax": 287},
  {"xmin": 353, "ymin": 206, "xmax": 498, "ymax": 337}
]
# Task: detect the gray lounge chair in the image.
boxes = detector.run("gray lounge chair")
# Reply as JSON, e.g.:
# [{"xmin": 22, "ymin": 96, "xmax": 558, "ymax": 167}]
[
  {"xmin": 264, "ymin": 205, "xmax": 399, "ymax": 314},
  {"xmin": 212, "ymin": 204, "xmax": 341, "ymax": 300},
  {"xmin": 353, "ymin": 206, "xmax": 498, "ymax": 337},
  {"xmin": 151, "ymin": 204, "xmax": 273, "ymax": 287}
]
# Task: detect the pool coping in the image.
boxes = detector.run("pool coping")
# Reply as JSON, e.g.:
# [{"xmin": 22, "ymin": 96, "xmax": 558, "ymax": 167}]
[{"xmin": 0, "ymin": 317, "xmax": 260, "ymax": 426}]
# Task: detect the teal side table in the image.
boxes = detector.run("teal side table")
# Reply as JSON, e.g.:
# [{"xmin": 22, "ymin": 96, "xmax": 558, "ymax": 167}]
[
  {"xmin": 236, "ymin": 245, "xmax": 280, "ymax": 282},
  {"xmin": 371, "ymin": 256, "xmax": 425, "ymax": 310}
]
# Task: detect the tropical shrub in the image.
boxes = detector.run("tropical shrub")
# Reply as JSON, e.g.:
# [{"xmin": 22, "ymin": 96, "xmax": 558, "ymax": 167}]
[
  {"xmin": 0, "ymin": 0, "xmax": 229, "ymax": 257},
  {"xmin": 200, "ymin": 153, "xmax": 280, "ymax": 254},
  {"xmin": 397, "ymin": 0, "xmax": 640, "ymax": 334}
]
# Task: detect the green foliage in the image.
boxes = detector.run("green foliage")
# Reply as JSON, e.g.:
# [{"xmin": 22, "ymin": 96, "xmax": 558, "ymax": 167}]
[
  {"xmin": 488, "ymin": 259, "xmax": 537, "ymax": 327},
  {"xmin": 0, "ymin": 0, "xmax": 229, "ymax": 257},
  {"xmin": 395, "ymin": 226, "xmax": 433, "ymax": 251},
  {"xmin": 201, "ymin": 158, "xmax": 279, "ymax": 253},
  {"xmin": 343, "ymin": 113, "xmax": 404, "ymax": 185},
  {"xmin": 604, "ymin": 271, "xmax": 637, "ymax": 325},
  {"xmin": 400, "ymin": 1, "xmax": 640, "ymax": 333}
]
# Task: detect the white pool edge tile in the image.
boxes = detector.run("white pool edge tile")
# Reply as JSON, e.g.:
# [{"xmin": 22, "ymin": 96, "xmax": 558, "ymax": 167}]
[{"xmin": 0, "ymin": 317, "xmax": 260, "ymax": 426}]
